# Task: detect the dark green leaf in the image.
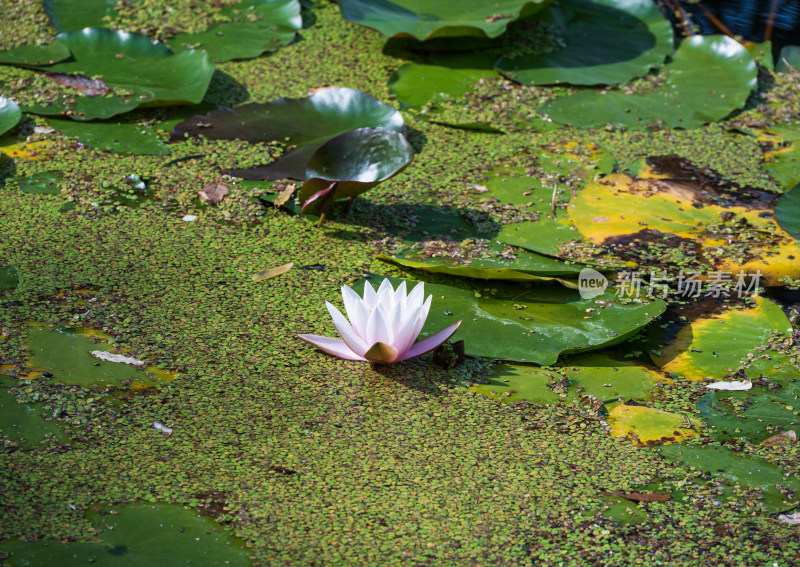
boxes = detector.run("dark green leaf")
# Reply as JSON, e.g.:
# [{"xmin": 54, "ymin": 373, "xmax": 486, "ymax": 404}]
[
  {"xmin": 0, "ymin": 41, "xmax": 71, "ymax": 67},
  {"xmin": 775, "ymin": 183, "xmax": 800, "ymax": 240},
  {"xmin": 0, "ymin": 97, "xmax": 22, "ymax": 136},
  {"xmin": 776, "ymin": 45, "xmax": 800, "ymax": 74},
  {"xmin": 20, "ymin": 171, "xmax": 64, "ymax": 194},
  {"xmin": 496, "ymin": 0, "xmax": 673, "ymax": 86},
  {"xmin": 389, "ymin": 63, "xmax": 500, "ymax": 109},
  {"xmin": 298, "ymin": 127, "xmax": 414, "ymax": 212},
  {"xmin": 47, "ymin": 117, "xmax": 169, "ymax": 155},
  {"xmin": 43, "ymin": 0, "xmax": 111, "ymax": 32},
  {"xmin": 338, "ymin": 0, "xmax": 550, "ymax": 41},
  {"xmin": 0, "ymin": 377, "xmax": 66, "ymax": 444},
  {"xmin": 543, "ymin": 35, "xmax": 758, "ymax": 129},
  {"xmin": 0, "ymin": 265, "xmax": 19, "ymax": 291},
  {"xmin": 22, "ymin": 28, "xmax": 214, "ymax": 121}
]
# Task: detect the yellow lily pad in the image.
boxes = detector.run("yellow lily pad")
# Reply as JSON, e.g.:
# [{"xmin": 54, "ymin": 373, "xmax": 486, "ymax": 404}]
[
  {"xmin": 607, "ymin": 404, "xmax": 701, "ymax": 446},
  {"xmin": 0, "ymin": 139, "xmax": 55, "ymax": 160}
]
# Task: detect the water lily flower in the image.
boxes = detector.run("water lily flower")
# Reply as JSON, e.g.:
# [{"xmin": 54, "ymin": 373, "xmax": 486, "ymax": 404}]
[{"xmin": 298, "ymin": 279, "xmax": 461, "ymax": 363}]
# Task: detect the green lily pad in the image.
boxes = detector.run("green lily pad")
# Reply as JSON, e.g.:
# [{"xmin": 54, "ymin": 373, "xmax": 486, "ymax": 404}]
[
  {"xmin": 759, "ymin": 126, "xmax": 800, "ymax": 192},
  {"xmin": 651, "ymin": 296, "xmax": 796, "ymax": 382},
  {"xmin": 0, "ymin": 503, "xmax": 251, "ymax": 566},
  {"xmin": 496, "ymin": 0, "xmax": 673, "ymax": 86},
  {"xmin": 0, "ymin": 97, "xmax": 22, "ymax": 136},
  {"xmin": 776, "ymin": 45, "xmax": 800, "ymax": 74},
  {"xmin": 173, "ymin": 87, "xmax": 404, "ymax": 181},
  {"xmin": 659, "ymin": 444, "xmax": 800, "ymax": 513},
  {"xmin": 542, "ymin": 35, "xmax": 758, "ymax": 129},
  {"xmin": 22, "ymin": 28, "xmax": 214, "ymax": 121},
  {"xmin": 338, "ymin": 0, "xmax": 549, "ymax": 41},
  {"xmin": 388, "ymin": 63, "xmax": 500, "ymax": 109},
  {"xmin": 45, "ymin": 0, "xmax": 301, "ymax": 63},
  {"xmin": 0, "ymin": 41, "xmax": 71, "ymax": 66},
  {"xmin": 473, "ymin": 353, "xmax": 660, "ymax": 405},
  {"xmin": 0, "ymin": 265, "xmax": 19, "ymax": 291},
  {"xmin": 298, "ymin": 127, "xmax": 414, "ymax": 213},
  {"xmin": 19, "ymin": 170, "xmax": 64, "ymax": 194},
  {"xmin": 47, "ymin": 118, "xmax": 169, "ymax": 155},
  {"xmin": 0, "ymin": 376, "xmax": 66, "ymax": 444},
  {"xmin": 697, "ymin": 380, "xmax": 800, "ymax": 443},
  {"xmin": 775, "ymin": 183, "xmax": 800, "ymax": 240},
  {"xmin": 26, "ymin": 326, "xmax": 166, "ymax": 387},
  {"xmin": 354, "ymin": 276, "xmax": 666, "ymax": 364}
]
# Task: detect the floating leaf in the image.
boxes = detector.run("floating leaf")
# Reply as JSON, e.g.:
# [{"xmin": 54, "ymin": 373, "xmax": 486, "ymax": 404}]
[
  {"xmin": 0, "ymin": 503, "xmax": 251, "ymax": 566},
  {"xmin": 543, "ymin": 35, "xmax": 758, "ymax": 129},
  {"xmin": 44, "ymin": 0, "xmax": 301, "ymax": 63},
  {"xmin": 198, "ymin": 181, "xmax": 229, "ymax": 205},
  {"xmin": 22, "ymin": 28, "xmax": 214, "ymax": 121},
  {"xmin": 0, "ymin": 97, "xmax": 22, "ymax": 136},
  {"xmin": 651, "ymin": 296, "xmax": 795, "ymax": 381},
  {"xmin": 173, "ymin": 87, "xmax": 404, "ymax": 181},
  {"xmin": 473, "ymin": 353, "xmax": 661, "ymax": 404},
  {"xmin": 252, "ymin": 262, "xmax": 294, "ymax": 281},
  {"xmin": 659, "ymin": 444, "xmax": 800, "ymax": 513},
  {"xmin": 46, "ymin": 117, "xmax": 169, "ymax": 155},
  {"xmin": 388, "ymin": 63, "xmax": 499, "ymax": 109},
  {"xmin": 355, "ymin": 276, "xmax": 665, "ymax": 364},
  {"xmin": 0, "ymin": 376, "xmax": 66, "ymax": 444},
  {"xmin": 26, "ymin": 325, "xmax": 171, "ymax": 387},
  {"xmin": 19, "ymin": 171, "xmax": 64, "ymax": 194},
  {"xmin": 0, "ymin": 265, "xmax": 19, "ymax": 291},
  {"xmin": 338, "ymin": 0, "xmax": 549, "ymax": 41},
  {"xmin": 757, "ymin": 127, "xmax": 800, "ymax": 191},
  {"xmin": 607, "ymin": 404, "xmax": 701, "ymax": 446},
  {"xmin": 776, "ymin": 45, "xmax": 800, "ymax": 73},
  {"xmin": 0, "ymin": 41, "xmax": 71, "ymax": 66},
  {"xmin": 0, "ymin": 139, "xmax": 55, "ymax": 160},
  {"xmin": 697, "ymin": 380, "xmax": 800, "ymax": 443},
  {"xmin": 496, "ymin": 0, "xmax": 673, "ymax": 86},
  {"xmin": 775, "ymin": 183, "xmax": 800, "ymax": 240},
  {"xmin": 298, "ymin": 127, "xmax": 414, "ymax": 213}
]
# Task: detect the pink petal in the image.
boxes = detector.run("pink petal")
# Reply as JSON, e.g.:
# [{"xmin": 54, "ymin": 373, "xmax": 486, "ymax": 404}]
[
  {"xmin": 398, "ymin": 321, "xmax": 462, "ymax": 361},
  {"xmin": 298, "ymin": 334, "xmax": 367, "ymax": 361}
]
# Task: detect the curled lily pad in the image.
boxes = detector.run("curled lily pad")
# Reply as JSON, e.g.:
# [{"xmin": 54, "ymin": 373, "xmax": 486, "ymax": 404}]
[
  {"xmin": 173, "ymin": 87, "xmax": 404, "ymax": 180},
  {"xmin": 338, "ymin": 0, "xmax": 549, "ymax": 41},
  {"xmin": 0, "ymin": 97, "xmax": 22, "ymax": 136},
  {"xmin": 354, "ymin": 275, "xmax": 665, "ymax": 364},
  {"xmin": 22, "ymin": 28, "xmax": 214, "ymax": 121},
  {"xmin": 44, "ymin": 0, "xmax": 302, "ymax": 63},
  {"xmin": 47, "ymin": 117, "xmax": 169, "ymax": 155},
  {"xmin": 659, "ymin": 444, "xmax": 800, "ymax": 513},
  {"xmin": 0, "ymin": 503, "xmax": 251, "ymax": 566},
  {"xmin": 697, "ymin": 380, "xmax": 800, "ymax": 443},
  {"xmin": 298, "ymin": 127, "xmax": 414, "ymax": 213},
  {"xmin": 651, "ymin": 296, "xmax": 796, "ymax": 382},
  {"xmin": 775, "ymin": 183, "xmax": 800, "ymax": 240},
  {"xmin": 543, "ymin": 35, "xmax": 758, "ymax": 129},
  {"xmin": 496, "ymin": 0, "xmax": 673, "ymax": 86}
]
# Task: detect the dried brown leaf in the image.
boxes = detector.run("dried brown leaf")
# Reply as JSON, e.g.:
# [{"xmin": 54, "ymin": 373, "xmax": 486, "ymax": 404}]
[
  {"xmin": 762, "ymin": 430, "xmax": 797, "ymax": 447},
  {"xmin": 273, "ymin": 183, "xmax": 296, "ymax": 207},
  {"xmin": 252, "ymin": 262, "xmax": 293, "ymax": 282},
  {"xmin": 198, "ymin": 181, "xmax": 228, "ymax": 205}
]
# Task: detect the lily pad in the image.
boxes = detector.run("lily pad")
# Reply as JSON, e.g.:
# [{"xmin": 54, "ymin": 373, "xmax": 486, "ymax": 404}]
[
  {"xmin": 473, "ymin": 353, "xmax": 661, "ymax": 405},
  {"xmin": 608, "ymin": 404, "xmax": 701, "ymax": 446},
  {"xmin": 0, "ymin": 376, "xmax": 66, "ymax": 444},
  {"xmin": 298, "ymin": 127, "xmax": 414, "ymax": 213},
  {"xmin": 19, "ymin": 171, "xmax": 64, "ymax": 194},
  {"xmin": 659, "ymin": 444, "xmax": 800, "ymax": 513},
  {"xmin": 388, "ymin": 63, "xmax": 500, "ymax": 109},
  {"xmin": 354, "ymin": 276, "xmax": 666, "ymax": 364},
  {"xmin": 338, "ymin": 0, "xmax": 549, "ymax": 41},
  {"xmin": 22, "ymin": 28, "xmax": 214, "ymax": 121},
  {"xmin": 45, "ymin": 0, "xmax": 302, "ymax": 63},
  {"xmin": 697, "ymin": 380, "xmax": 800, "ymax": 443},
  {"xmin": 651, "ymin": 296, "xmax": 795, "ymax": 381},
  {"xmin": 758, "ymin": 126, "xmax": 800, "ymax": 191},
  {"xmin": 47, "ymin": 117, "xmax": 169, "ymax": 155},
  {"xmin": 0, "ymin": 265, "xmax": 19, "ymax": 291},
  {"xmin": 0, "ymin": 41, "xmax": 71, "ymax": 66},
  {"xmin": 173, "ymin": 87, "xmax": 404, "ymax": 181},
  {"xmin": 0, "ymin": 97, "xmax": 22, "ymax": 136},
  {"xmin": 775, "ymin": 183, "xmax": 800, "ymax": 240},
  {"xmin": 26, "ymin": 325, "xmax": 171, "ymax": 387},
  {"xmin": 543, "ymin": 35, "xmax": 758, "ymax": 129},
  {"xmin": 496, "ymin": 0, "xmax": 673, "ymax": 86},
  {"xmin": 776, "ymin": 45, "xmax": 800, "ymax": 73},
  {"xmin": 0, "ymin": 503, "xmax": 251, "ymax": 566}
]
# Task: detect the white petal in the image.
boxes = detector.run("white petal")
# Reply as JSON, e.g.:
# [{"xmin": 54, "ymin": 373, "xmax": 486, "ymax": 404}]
[
  {"xmin": 365, "ymin": 303, "xmax": 393, "ymax": 347},
  {"xmin": 298, "ymin": 334, "xmax": 366, "ymax": 361},
  {"xmin": 362, "ymin": 280, "xmax": 377, "ymax": 310},
  {"xmin": 326, "ymin": 302, "xmax": 367, "ymax": 356},
  {"xmin": 393, "ymin": 280, "xmax": 407, "ymax": 306},
  {"xmin": 376, "ymin": 278, "xmax": 395, "ymax": 309},
  {"xmin": 399, "ymin": 321, "xmax": 462, "ymax": 361},
  {"xmin": 410, "ymin": 294, "xmax": 432, "ymax": 341},
  {"xmin": 341, "ymin": 286, "xmax": 369, "ymax": 338},
  {"xmin": 405, "ymin": 282, "xmax": 425, "ymax": 311},
  {"xmin": 706, "ymin": 380, "xmax": 752, "ymax": 391}
]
